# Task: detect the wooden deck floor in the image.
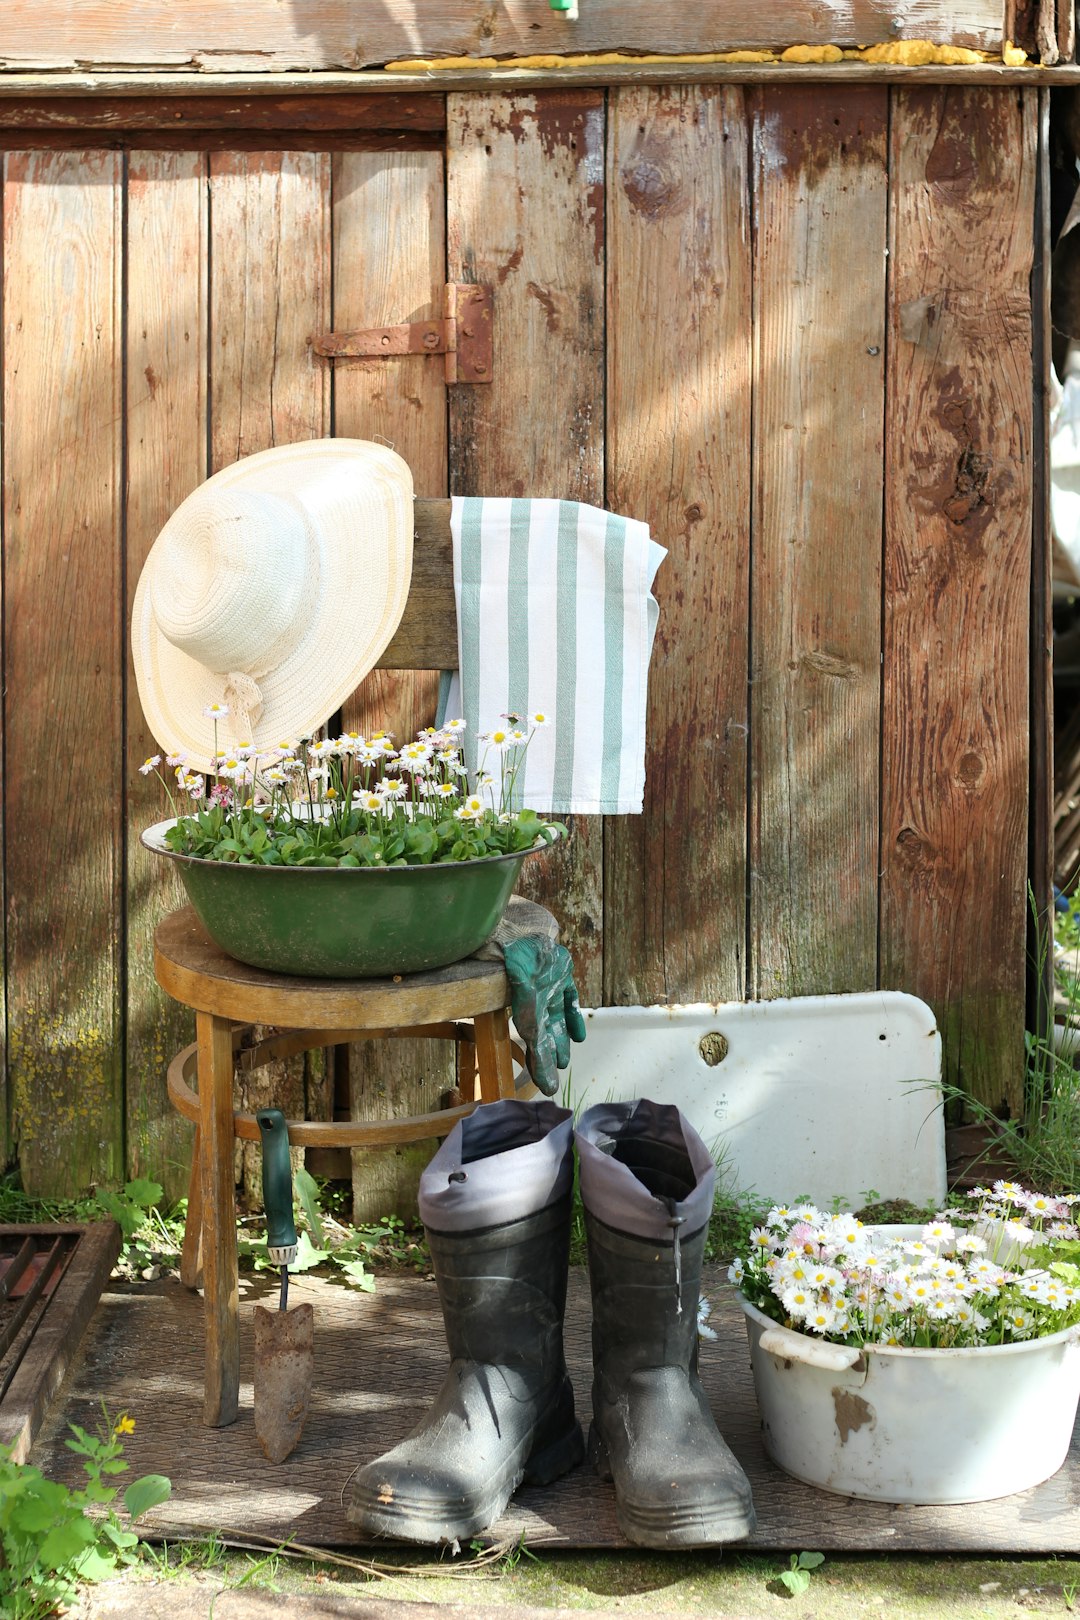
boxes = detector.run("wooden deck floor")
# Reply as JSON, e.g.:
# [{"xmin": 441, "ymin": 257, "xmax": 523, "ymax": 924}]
[{"xmin": 32, "ymin": 1267, "xmax": 1080, "ymax": 1552}]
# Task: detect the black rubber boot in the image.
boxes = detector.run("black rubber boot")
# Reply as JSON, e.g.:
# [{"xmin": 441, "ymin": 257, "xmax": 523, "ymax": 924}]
[
  {"xmin": 576, "ymin": 1099, "xmax": 756, "ymax": 1549},
  {"xmin": 347, "ymin": 1099, "xmax": 584, "ymax": 1545}
]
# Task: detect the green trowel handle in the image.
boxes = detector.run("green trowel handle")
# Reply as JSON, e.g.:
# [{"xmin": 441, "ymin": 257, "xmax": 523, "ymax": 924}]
[{"xmin": 256, "ymin": 1108, "xmax": 297, "ymax": 1254}]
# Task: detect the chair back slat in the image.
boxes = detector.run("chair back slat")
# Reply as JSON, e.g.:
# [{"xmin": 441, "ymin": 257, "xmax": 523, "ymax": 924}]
[{"xmin": 378, "ymin": 498, "xmax": 458, "ymax": 670}]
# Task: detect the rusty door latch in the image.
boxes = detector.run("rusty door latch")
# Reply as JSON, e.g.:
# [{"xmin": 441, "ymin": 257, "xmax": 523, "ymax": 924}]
[{"xmin": 312, "ymin": 284, "xmax": 492, "ymax": 384}]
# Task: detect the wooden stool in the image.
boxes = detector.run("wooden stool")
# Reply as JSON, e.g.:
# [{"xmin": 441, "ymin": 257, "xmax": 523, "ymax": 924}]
[{"xmin": 155, "ymin": 905, "xmax": 534, "ymax": 1427}]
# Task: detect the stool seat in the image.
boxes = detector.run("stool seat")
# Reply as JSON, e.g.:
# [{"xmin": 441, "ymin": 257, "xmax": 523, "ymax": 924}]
[
  {"xmin": 155, "ymin": 904, "xmax": 512, "ymax": 1025},
  {"xmin": 155, "ymin": 905, "xmax": 536, "ymax": 1429}
]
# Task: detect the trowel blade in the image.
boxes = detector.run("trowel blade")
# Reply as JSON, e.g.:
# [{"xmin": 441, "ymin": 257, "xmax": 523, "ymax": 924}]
[{"xmin": 253, "ymin": 1301, "xmax": 314, "ymax": 1464}]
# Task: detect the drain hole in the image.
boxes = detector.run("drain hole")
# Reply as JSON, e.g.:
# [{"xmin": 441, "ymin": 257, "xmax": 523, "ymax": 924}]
[{"xmin": 698, "ymin": 1031, "xmax": 729, "ymax": 1066}]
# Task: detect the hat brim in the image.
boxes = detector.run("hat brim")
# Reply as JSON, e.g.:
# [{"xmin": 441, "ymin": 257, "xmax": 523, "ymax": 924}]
[{"xmin": 133, "ymin": 439, "xmax": 414, "ymax": 772}]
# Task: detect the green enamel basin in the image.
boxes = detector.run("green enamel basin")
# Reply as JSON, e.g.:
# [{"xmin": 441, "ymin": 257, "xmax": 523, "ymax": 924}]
[{"xmin": 142, "ymin": 819, "xmax": 555, "ymax": 978}]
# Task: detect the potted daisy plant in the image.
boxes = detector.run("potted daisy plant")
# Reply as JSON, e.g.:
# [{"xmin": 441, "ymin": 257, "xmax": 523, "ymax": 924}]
[
  {"xmin": 731, "ymin": 1181, "xmax": 1080, "ymax": 1504},
  {"xmin": 140, "ymin": 711, "xmax": 564, "ymax": 979}
]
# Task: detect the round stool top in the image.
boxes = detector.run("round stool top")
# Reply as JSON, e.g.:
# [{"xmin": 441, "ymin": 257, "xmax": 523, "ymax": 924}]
[{"xmin": 154, "ymin": 906, "xmax": 511, "ymax": 1026}]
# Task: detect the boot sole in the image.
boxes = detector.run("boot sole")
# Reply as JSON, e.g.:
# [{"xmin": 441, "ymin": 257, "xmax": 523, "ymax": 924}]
[
  {"xmin": 589, "ymin": 1424, "xmax": 757, "ymax": 1549},
  {"xmin": 348, "ymin": 1416, "xmax": 584, "ymax": 1546}
]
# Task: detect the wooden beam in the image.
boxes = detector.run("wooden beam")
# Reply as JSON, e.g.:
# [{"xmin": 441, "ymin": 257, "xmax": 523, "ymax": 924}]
[
  {"xmin": 0, "ymin": 130, "xmax": 443, "ymax": 153},
  {"xmin": 0, "ymin": 2, "xmax": 1006, "ymax": 74},
  {"xmin": 0, "ymin": 93, "xmax": 445, "ymax": 129},
  {"xmin": 1, "ymin": 67, "xmax": 1079, "ymax": 96},
  {"xmin": 379, "ymin": 502, "xmax": 457, "ymax": 670}
]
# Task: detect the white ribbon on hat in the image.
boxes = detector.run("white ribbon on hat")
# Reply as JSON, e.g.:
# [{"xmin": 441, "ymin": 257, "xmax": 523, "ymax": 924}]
[{"xmin": 223, "ymin": 671, "xmax": 265, "ymax": 741}]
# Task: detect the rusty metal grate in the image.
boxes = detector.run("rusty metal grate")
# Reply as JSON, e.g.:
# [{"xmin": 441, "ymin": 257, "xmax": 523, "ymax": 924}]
[{"xmin": 0, "ymin": 1223, "xmax": 121, "ymax": 1462}]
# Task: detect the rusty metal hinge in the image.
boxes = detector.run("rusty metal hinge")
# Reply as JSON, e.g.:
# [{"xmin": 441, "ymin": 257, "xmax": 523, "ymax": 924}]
[{"xmin": 312, "ymin": 284, "xmax": 492, "ymax": 384}]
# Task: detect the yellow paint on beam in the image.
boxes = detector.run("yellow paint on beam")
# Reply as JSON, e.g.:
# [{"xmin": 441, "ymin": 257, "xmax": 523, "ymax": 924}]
[{"xmin": 384, "ymin": 39, "xmax": 1032, "ymax": 73}]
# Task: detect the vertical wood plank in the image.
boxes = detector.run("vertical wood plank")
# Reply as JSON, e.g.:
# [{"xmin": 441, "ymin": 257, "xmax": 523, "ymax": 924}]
[
  {"xmin": 604, "ymin": 85, "xmax": 752, "ymax": 1006},
  {"xmin": 749, "ymin": 88, "xmax": 888, "ymax": 998},
  {"xmin": 335, "ymin": 149, "xmax": 447, "ymax": 749},
  {"xmin": 126, "ymin": 149, "xmax": 207, "ymax": 1199},
  {"xmin": 882, "ymin": 87, "xmax": 1036, "ymax": 1115},
  {"xmin": 1028, "ymin": 90, "xmax": 1054, "ymax": 1050},
  {"xmin": 209, "ymin": 149, "xmax": 332, "ymax": 1199},
  {"xmin": 447, "ymin": 90, "xmax": 606, "ymax": 1003},
  {"xmin": 196, "ymin": 1009, "xmax": 239, "ymax": 1427},
  {"xmin": 332, "ymin": 148, "xmax": 453, "ymax": 1222},
  {"xmin": 0, "ymin": 161, "xmax": 5, "ymax": 1169},
  {"xmin": 3, "ymin": 149, "xmax": 124, "ymax": 1194},
  {"xmin": 209, "ymin": 150, "xmax": 331, "ymax": 468}
]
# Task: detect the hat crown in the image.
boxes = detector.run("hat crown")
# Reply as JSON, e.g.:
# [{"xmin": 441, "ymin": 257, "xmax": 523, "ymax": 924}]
[
  {"xmin": 149, "ymin": 488, "xmax": 314, "ymax": 675},
  {"xmin": 132, "ymin": 438, "xmax": 414, "ymax": 773}
]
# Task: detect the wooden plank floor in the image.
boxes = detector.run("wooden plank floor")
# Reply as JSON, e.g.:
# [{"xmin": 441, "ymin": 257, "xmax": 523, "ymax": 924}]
[{"xmin": 32, "ymin": 1267, "xmax": 1080, "ymax": 1552}]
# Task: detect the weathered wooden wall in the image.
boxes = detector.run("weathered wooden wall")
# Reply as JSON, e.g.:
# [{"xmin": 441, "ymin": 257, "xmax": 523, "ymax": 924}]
[{"xmin": 0, "ymin": 83, "xmax": 1039, "ymax": 1198}]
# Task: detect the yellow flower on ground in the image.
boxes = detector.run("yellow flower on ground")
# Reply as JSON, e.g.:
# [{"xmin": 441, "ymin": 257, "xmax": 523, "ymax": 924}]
[{"xmin": 113, "ymin": 1414, "xmax": 135, "ymax": 1436}]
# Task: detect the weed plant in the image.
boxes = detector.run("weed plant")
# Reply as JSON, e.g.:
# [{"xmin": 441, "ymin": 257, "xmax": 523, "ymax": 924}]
[
  {"xmin": 0, "ymin": 1411, "xmax": 170, "ymax": 1620},
  {"xmin": 945, "ymin": 889, "xmax": 1080, "ymax": 1194}
]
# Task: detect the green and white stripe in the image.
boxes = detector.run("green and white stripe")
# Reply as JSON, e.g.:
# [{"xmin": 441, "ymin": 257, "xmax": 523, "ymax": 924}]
[{"xmin": 446, "ymin": 497, "xmax": 665, "ymax": 815}]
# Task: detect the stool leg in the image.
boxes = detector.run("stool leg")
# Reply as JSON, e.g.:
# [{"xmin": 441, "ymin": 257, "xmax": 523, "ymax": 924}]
[
  {"xmin": 179, "ymin": 1125, "xmax": 203, "ymax": 1289},
  {"xmin": 456, "ymin": 1032, "xmax": 478, "ymax": 1102},
  {"xmin": 197, "ymin": 1009, "xmax": 240, "ymax": 1427},
  {"xmin": 473, "ymin": 1007, "xmax": 516, "ymax": 1103}
]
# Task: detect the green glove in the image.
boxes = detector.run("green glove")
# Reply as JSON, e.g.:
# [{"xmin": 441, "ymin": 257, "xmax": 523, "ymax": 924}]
[{"xmin": 503, "ymin": 936, "xmax": 587, "ymax": 1098}]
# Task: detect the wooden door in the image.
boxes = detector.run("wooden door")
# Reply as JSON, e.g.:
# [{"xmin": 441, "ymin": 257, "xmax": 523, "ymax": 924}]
[{"xmin": 0, "ymin": 114, "xmax": 454, "ymax": 1199}]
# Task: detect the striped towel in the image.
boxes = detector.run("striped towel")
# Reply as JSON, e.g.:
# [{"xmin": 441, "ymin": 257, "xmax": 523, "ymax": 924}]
[{"xmin": 442, "ymin": 497, "xmax": 666, "ymax": 815}]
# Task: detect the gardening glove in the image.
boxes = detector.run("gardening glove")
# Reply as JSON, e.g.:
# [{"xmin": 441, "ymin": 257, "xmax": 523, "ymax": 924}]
[{"xmin": 502, "ymin": 935, "xmax": 587, "ymax": 1098}]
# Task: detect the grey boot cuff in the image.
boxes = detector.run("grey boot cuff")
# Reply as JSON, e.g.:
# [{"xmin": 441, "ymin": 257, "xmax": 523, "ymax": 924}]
[
  {"xmin": 419, "ymin": 1098, "xmax": 574, "ymax": 1233},
  {"xmin": 575, "ymin": 1099, "xmax": 716, "ymax": 1243}
]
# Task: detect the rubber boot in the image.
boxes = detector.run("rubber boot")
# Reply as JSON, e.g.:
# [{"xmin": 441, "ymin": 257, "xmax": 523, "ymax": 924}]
[
  {"xmin": 347, "ymin": 1097, "xmax": 584, "ymax": 1544},
  {"xmin": 576, "ymin": 1098, "xmax": 756, "ymax": 1549}
]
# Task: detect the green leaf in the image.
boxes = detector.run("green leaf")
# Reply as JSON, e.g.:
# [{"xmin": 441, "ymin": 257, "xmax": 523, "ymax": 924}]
[
  {"xmin": 36, "ymin": 1514, "xmax": 97, "ymax": 1569},
  {"xmin": 11, "ymin": 1480, "xmax": 71, "ymax": 1531},
  {"xmin": 336, "ymin": 1257, "xmax": 377, "ymax": 1293},
  {"xmin": 93, "ymin": 1189, "xmax": 144, "ymax": 1239},
  {"xmin": 289, "ymin": 1231, "xmax": 330, "ymax": 1272},
  {"xmin": 797, "ymin": 1551, "xmax": 825, "ymax": 1570},
  {"xmin": 293, "ymin": 1166, "xmax": 326, "ymax": 1247},
  {"xmin": 74, "ymin": 1545, "xmax": 122, "ymax": 1583},
  {"xmin": 101, "ymin": 1521, "xmax": 139, "ymax": 1550},
  {"xmin": 779, "ymin": 1569, "xmax": 811, "ymax": 1596},
  {"xmin": 124, "ymin": 1178, "xmax": 163, "ymax": 1209},
  {"xmin": 123, "ymin": 1474, "xmax": 172, "ymax": 1522}
]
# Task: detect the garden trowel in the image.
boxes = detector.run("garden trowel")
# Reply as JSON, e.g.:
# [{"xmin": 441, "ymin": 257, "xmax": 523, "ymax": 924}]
[{"xmin": 253, "ymin": 1107, "xmax": 314, "ymax": 1464}]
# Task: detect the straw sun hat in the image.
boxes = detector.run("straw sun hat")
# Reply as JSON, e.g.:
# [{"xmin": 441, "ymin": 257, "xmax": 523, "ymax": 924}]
[{"xmin": 132, "ymin": 439, "xmax": 414, "ymax": 772}]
